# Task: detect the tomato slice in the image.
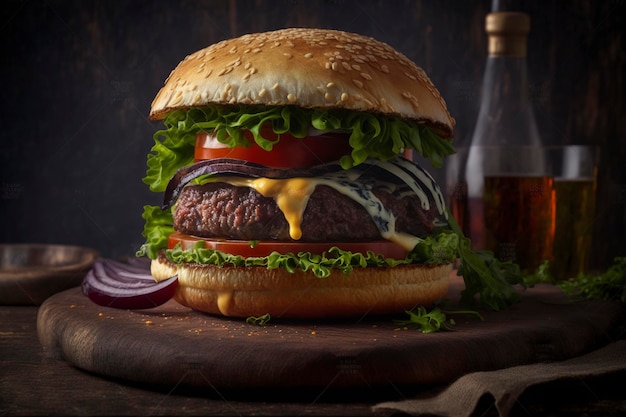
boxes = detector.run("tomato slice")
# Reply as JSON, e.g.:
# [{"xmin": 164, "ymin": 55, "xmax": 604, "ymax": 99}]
[
  {"xmin": 168, "ymin": 232, "xmax": 409, "ymax": 260},
  {"xmin": 194, "ymin": 128, "xmax": 353, "ymax": 168}
]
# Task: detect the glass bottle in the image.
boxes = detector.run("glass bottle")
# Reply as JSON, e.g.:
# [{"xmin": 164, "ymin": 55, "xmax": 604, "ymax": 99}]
[{"xmin": 451, "ymin": 11, "xmax": 555, "ymax": 272}]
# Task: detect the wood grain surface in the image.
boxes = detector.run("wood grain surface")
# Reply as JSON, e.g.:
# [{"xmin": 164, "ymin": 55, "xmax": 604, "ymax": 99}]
[{"xmin": 37, "ymin": 274, "xmax": 625, "ymax": 392}]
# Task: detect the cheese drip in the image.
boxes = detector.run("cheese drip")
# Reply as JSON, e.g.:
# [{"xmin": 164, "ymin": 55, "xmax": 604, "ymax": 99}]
[
  {"xmin": 249, "ymin": 177, "xmax": 315, "ymax": 240},
  {"xmin": 210, "ymin": 158, "xmax": 446, "ymax": 252}
]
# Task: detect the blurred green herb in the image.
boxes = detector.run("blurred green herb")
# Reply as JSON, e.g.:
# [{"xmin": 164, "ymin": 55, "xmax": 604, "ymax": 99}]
[
  {"xmin": 558, "ymin": 257, "xmax": 626, "ymax": 302},
  {"xmin": 522, "ymin": 260, "xmax": 554, "ymax": 287},
  {"xmin": 523, "ymin": 257, "xmax": 626, "ymax": 303},
  {"xmin": 396, "ymin": 306, "xmax": 484, "ymax": 334},
  {"xmin": 246, "ymin": 313, "xmax": 271, "ymax": 326}
]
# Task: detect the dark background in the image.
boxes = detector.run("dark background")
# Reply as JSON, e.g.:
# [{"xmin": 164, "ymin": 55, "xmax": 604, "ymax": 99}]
[{"xmin": 1, "ymin": 0, "xmax": 625, "ymax": 270}]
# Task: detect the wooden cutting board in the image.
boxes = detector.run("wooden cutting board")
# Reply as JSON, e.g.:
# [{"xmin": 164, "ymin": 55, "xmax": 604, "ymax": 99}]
[{"xmin": 37, "ymin": 274, "xmax": 624, "ymax": 390}]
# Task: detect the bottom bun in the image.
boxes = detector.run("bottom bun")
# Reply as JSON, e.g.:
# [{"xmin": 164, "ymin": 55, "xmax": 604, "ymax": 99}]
[{"xmin": 152, "ymin": 255, "xmax": 452, "ymax": 319}]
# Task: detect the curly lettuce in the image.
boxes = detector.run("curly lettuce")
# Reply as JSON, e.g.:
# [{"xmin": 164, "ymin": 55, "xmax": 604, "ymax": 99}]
[{"xmin": 143, "ymin": 104, "xmax": 455, "ymax": 192}]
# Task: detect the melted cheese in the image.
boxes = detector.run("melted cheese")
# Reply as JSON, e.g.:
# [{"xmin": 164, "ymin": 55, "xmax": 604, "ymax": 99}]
[
  {"xmin": 250, "ymin": 178, "xmax": 315, "ymax": 240},
  {"xmin": 198, "ymin": 158, "xmax": 446, "ymax": 252},
  {"xmin": 216, "ymin": 291, "xmax": 233, "ymax": 315}
]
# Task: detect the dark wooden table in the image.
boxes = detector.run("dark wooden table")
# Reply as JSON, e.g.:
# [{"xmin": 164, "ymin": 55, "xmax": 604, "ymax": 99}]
[{"xmin": 2, "ymin": 298, "xmax": 626, "ymax": 416}]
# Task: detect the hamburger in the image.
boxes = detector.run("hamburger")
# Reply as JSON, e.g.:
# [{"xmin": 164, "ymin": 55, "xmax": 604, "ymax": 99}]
[{"xmin": 138, "ymin": 28, "xmax": 460, "ymax": 319}]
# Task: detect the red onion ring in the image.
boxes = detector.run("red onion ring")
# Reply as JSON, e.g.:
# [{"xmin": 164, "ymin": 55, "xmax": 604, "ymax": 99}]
[{"xmin": 81, "ymin": 258, "xmax": 177, "ymax": 309}]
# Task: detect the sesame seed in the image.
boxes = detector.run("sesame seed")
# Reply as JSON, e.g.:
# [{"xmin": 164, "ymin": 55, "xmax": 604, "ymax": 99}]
[
  {"xmin": 340, "ymin": 92, "xmax": 349, "ymax": 101},
  {"xmin": 352, "ymin": 79, "xmax": 364, "ymax": 88},
  {"xmin": 360, "ymin": 72, "xmax": 372, "ymax": 80},
  {"xmin": 402, "ymin": 91, "xmax": 421, "ymax": 111},
  {"xmin": 171, "ymin": 91, "xmax": 183, "ymax": 105},
  {"xmin": 204, "ymin": 69, "xmax": 213, "ymax": 78},
  {"xmin": 342, "ymin": 62, "xmax": 351, "ymax": 70},
  {"xmin": 380, "ymin": 65, "xmax": 389, "ymax": 73},
  {"xmin": 325, "ymin": 62, "xmax": 331, "ymax": 69},
  {"xmin": 326, "ymin": 82, "xmax": 335, "ymax": 88},
  {"xmin": 324, "ymin": 92, "xmax": 335, "ymax": 102},
  {"xmin": 272, "ymin": 83, "xmax": 280, "ymax": 90},
  {"xmin": 287, "ymin": 93, "xmax": 297, "ymax": 102},
  {"xmin": 331, "ymin": 62, "xmax": 339, "ymax": 71},
  {"xmin": 252, "ymin": 48, "xmax": 262, "ymax": 53},
  {"xmin": 351, "ymin": 64, "xmax": 361, "ymax": 71},
  {"xmin": 259, "ymin": 88, "xmax": 268, "ymax": 97},
  {"xmin": 304, "ymin": 52, "xmax": 313, "ymax": 58},
  {"xmin": 283, "ymin": 53, "xmax": 293, "ymax": 59},
  {"xmin": 380, "ymin": 97, "xmax": 394, "ymax": 112},
  {"xmin": 243, "ymin": 72, "xmax": 251, "ymax": 81},
  {"xmin": 244, "ymin": 62, "xmax": 252, "ymax": 70},
  {"xmin": 404, "ymin": 72, "xmax": 417, "ymax": 80}
]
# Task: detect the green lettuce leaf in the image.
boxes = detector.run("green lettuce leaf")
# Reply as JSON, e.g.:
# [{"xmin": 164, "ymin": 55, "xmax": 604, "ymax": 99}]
[
  {"xmin": 136, "ymin": 205, "xmax": 174, "ymax": 260},
  {"xmin": 142, "ymin": 104, "xmax": 454, "ymax": 192},
  {"xmin": 446, "ymin": 208, "xmax": 522, "ymax": 311}
]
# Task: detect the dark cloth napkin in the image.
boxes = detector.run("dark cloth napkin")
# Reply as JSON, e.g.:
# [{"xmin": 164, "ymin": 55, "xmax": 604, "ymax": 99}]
[{"xmin": 373, "ymin": 340, "xmax": 626, "ymax": 417}]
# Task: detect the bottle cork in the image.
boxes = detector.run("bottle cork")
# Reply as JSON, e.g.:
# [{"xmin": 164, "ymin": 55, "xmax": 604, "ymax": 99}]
[{"xmin": 486, "ymin": 12, "xmax": 530, "ymax": 57}]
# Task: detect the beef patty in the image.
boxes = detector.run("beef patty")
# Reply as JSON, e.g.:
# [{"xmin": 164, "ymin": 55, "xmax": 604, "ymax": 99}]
[{"xmin": 173, "ymin": 182, "xmax": 440, "ymax": 242}]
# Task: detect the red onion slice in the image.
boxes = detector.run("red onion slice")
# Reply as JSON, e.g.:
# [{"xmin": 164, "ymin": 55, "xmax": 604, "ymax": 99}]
[
  {"xmin": 162, "ymin": 158, "xmax": 344, "ymax": 209},
  {"xmin": 81, "ymin": 258, "xmax": 177, "ymax": 309}
]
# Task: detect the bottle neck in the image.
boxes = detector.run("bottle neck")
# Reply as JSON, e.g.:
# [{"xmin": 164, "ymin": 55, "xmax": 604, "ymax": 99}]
[
  {"xmin": 482, "ymin": 54, "xmax": 532, "ymax": 112},
  {"xmin": 471, "ymin": 52, "xmax": 541, "ymax": 147}
]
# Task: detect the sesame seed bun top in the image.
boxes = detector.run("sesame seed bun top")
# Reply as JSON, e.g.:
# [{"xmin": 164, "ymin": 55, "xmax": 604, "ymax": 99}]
[{"xmin": 149, "ymin": 28, "xmax": 455, "ymax": 139}]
